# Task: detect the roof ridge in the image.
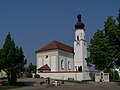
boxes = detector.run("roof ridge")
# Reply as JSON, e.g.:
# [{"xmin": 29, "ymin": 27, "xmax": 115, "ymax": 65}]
[
  {"xmin": 36, "ymin": 40, "xmax": 73, "ymax": 53},
  {"xmin": 53, "ymin": 40, "xmax": 73, "ymax": 48},
  {"xmin": 52, "ymin": 40, "xmax": 58, "ymax": 48}
]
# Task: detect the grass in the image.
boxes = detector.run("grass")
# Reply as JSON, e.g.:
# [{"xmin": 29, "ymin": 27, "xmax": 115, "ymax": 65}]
[{"xmin": 0, "ymin": 81, "xmax": 25, "ymax": 90}]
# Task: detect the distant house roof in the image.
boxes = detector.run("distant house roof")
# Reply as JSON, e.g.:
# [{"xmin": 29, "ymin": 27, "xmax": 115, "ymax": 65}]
[
  {"xmin": 38, "ymin": 64, "xmax": 51, "ymax": 70},
  {"xmin": 35, "ymin": 40, "xmax": 74, "ymax": 53}
]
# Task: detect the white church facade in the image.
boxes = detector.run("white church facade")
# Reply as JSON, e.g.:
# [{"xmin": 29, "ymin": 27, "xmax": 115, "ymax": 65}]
[
  {"xmin": 36, "ymin": 12, "xmax": 90, "ymax": 81},
  {"xmin": 36, "ymin": 40, "xmax": 74, "ymax": 72}
]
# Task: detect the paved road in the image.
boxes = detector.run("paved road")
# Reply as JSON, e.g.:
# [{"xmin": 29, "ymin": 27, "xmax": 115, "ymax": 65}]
[{"xmin": 8, "ymin": 78, "xmax": 120, "ymax": 90}]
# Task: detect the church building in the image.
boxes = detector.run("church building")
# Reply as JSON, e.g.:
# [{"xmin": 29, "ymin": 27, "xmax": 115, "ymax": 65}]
[{"xmin": 36, "ymin": 11, "xmax": 90, "ymax": 81}]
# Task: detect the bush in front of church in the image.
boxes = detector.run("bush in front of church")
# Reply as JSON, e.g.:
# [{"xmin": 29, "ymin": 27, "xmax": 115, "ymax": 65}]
[
  {"xmin": 25, "ymin": 73, "xmax": 32, "ymax": 78},
  {"xmin": 34, "ymin": 74, "xmax": 40, "ymax": 78}
]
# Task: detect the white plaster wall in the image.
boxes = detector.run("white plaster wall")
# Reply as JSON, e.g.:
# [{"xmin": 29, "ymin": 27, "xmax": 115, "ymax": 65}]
[
  {"xmin": 74, "ymin": 40, "xmax": 84, "ymax": 70},
  {"xmin": 44, "ymin": 55, "xmax": 50, "ymax": 66},
  {"xmin": 59, "ymin": 55, "xmax": 66, "ymax": 71},
  {"xmin": 36, "ymin": 49, "xmax": 74, "ymax": 73},
  {"xmin": 37, "ymin": 57, "xmax": 42, "ymax": 69},
  {"xmin": 51, "ymin": 56, "xmax": 57, "ymax": 71},
  {"xmin": 95, "ymin": 73, "xmax": 109, "ymax": 82},
  {"xmin": 36, "ymin": 50, "xmax": 58, "ymax": 73},
  {"xmin": 83, "ymin": 71, "xmax": 91, "ymax": 80},
  {"xmin": 58, "ymin": 50, "xmax": 74, "ymax": 71},
  {"xmin": 38, "ymin": 72, "xmax": 83, "ymax": 81},
  {"xmin": 75, "ymin": 29, "xmax": 85, "ymax": 40},
  {"xmin": 66, "ymin": 58, "xmax": 72, "ymax": 71},
  {"xmin": 74, "ymin": 28, "xmax": 87, "ymax": 71},
  {"xmin": 83, "ymin": 41, "xmax": 89, "ymax": 71},
  {"xmin": 59, "ymin": 56, "xmax": 74, "ymax": 71}
]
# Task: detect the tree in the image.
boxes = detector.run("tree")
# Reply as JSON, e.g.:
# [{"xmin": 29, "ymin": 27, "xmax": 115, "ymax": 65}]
[
  {"xmin": 28, "ymin": 63, "xmax": 36, "ymax": 74},
  {"xmin": 87, "ymin": 9, "xmax": 120, "ymax": 71},
  {"xmin": 24, "ymin": 63, "xmax": 36, "ymax": 78},
  {"xmin": 115, "ymin": 8, "xmax": 120, "ymax": 67},
  {"xmin": 0, "ymin": 32, "xmax": 26, "ymax": 84}
]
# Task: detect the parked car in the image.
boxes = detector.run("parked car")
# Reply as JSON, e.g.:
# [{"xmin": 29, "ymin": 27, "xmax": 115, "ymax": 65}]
[{"xmin": 52, "ymin": 81, "xmax": 60, "ymax": 86}]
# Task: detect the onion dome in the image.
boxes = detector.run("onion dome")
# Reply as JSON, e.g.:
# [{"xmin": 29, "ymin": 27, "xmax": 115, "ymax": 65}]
[{"xmin": 75, "ymin": 11, "xmax": 85, "ymax": 29}]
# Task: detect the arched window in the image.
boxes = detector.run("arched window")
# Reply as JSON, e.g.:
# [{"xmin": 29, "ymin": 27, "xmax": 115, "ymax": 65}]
[
  {"xmin": 68, "ymin": 61, "xmax": 70, "ymax": 70},
  {"xmin": 61, "ymin": 60, "xmax": 64, "ymax": 70},
  {"xmin": 77, "ymin": 36, "xmax": 79, "ymax": 40}
]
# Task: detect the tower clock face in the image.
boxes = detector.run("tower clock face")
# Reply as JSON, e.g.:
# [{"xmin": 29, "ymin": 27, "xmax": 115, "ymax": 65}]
[{"xmin": 76, "ymin": 41, "xmax": 80, "ymax": 46}]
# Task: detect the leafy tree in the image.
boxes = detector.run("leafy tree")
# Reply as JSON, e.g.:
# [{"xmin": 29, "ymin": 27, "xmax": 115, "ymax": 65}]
[
  {"xmin": 115, "ymin": 8, "xmax": 120, "ymax": 67},
  {"xmin": 0, "ymin": 32, "xmax": 26, "ymax": 84},
  {"xmin": 87, "ymin": 30, "xmax": 110, "ymax": 71},
  {"xmin": 87, "ymin": 9, "xmax": 120, "ymax": 71},
  {"xmin": 28, "ymin": 63, "xmax": 36, "ymax": 74},
  {"xmin": 24, "ymin": 63, "xmax": 36, "ymax": 78}
]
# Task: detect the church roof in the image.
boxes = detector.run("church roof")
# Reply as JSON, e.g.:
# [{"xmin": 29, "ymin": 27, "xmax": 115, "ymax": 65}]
[
  {"xmin": 36, "ymin": 40, "xmax": 74, "ymax": 53},
  {"xmin": 38, "ymin": 64, "xmax": 51, "ymax": 70}
]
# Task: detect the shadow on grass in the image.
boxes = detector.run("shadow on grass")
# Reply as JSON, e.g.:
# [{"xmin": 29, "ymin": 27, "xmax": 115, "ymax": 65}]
[{"xmin": 0, "ymin": 81, "xmax": 26, "ymax": 90}]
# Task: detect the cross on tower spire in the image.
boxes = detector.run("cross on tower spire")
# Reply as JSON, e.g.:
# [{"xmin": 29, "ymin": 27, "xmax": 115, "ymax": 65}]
[{"xmin": 75, "ymin": 9, "xmax": 85, "ymax": 29}]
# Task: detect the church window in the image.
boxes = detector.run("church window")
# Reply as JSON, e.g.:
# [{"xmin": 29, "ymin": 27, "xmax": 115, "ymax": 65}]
[
  {"xmin": 77, "ymin": 36, "xmax": 79, "ymax": 40},
  {"xmin": 61, "ymin": 60, "xmax": 64, "ymax": 70},
  {"xmin": 68, "ymin": 61, "xmax": 70, "ymax": 70},
  {"xmin": 45, "ymin": 55, "xmax": 48, "ymax": 59}
]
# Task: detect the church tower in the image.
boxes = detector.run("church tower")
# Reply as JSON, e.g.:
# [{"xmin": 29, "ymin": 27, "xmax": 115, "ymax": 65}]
[{"xmin": 74, "ymin": 10, "xmax": 88, "ymax": 72}]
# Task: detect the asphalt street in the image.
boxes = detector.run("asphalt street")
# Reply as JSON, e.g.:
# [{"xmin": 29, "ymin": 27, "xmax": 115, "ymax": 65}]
[{"xmin": 8, "ymin": 78, "xmax": 120, "ymax": 90}]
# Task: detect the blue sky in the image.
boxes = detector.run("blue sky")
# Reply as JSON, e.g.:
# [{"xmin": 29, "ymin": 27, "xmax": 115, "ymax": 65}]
[{"xmin": 0, "ymin": 0, "xmax": 120, "ymax": 65}]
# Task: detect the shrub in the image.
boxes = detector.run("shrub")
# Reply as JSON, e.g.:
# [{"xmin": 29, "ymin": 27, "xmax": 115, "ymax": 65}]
[
  {"xmin": 34, "ymin": 74, "xmax": 40, "ymax": 78},
  {"xmin": 25, "ymin": 73, "xmax": 32, "ymax": 78}
]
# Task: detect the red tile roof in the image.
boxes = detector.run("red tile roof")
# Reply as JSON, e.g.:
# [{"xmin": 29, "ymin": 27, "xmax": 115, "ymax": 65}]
[
  {"xmin": 36, "ymin": 40, "xmax": 74, "ymax": 53},
  {"xmin": 38, "ymin": 64, "xmax": 51, "ymax": 70}
]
